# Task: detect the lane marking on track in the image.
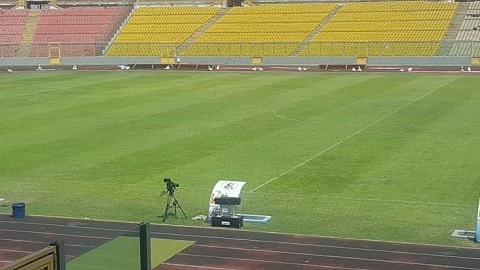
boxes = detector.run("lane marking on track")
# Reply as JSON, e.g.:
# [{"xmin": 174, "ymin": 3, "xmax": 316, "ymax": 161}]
[
  {"xmin": 0, "ymin": 228, "xmax": 111, "ymax": 240},
  {"xmin": 161, "ymin": 263, "xmax": 237, "ymax": 270},
  {"xmin": 177, "ymin": 250, "xmax": 479, "ymax": 270},
  {"xmin": 250, "ymin": 78, "xmax": 457, "ymax": 193},
  {"xmin": 192, "ymin": 243, "xmax": 480, "ymax": 262},
  {"xmin": 0, "ymin": 249, "xmax": 31, "ymax": 254}
]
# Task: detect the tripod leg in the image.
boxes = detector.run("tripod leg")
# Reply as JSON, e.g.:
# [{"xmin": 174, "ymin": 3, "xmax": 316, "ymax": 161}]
[
  {"xmin": 163, "ymin": 194, "xmax": 171, "ymax": 222},
  {"xmin": 172, "ymin": 195, "xmax": 188, "ymax": 219}
]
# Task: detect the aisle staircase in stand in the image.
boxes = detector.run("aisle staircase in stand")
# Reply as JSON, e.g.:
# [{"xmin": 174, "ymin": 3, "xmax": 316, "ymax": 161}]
[
  {"xmin": 175, "ymin": 7, "xmax": 229, "ymax": 56},
  {"xmin": 290, "ymin": 4, "xmax": 341, "ymax": 56},
  {"xmin": 16, "ymin": 10, "xmax": 41, "ymax": 57},
  {"xmin": 437, "ymin": 2, "xmax": 470, "ymax": 56},
  {"xmin": 15, "ymin": 0, "xmax": 26, "ymax": 8}
]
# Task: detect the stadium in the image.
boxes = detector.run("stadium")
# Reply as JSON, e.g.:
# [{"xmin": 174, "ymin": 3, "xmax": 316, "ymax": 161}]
[{"xmin": 1, "ymin": 0, "xmax": 480, "ymax": 269}]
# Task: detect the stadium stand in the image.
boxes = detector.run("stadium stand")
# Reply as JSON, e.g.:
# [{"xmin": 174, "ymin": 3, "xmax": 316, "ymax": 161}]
[
  {"xmin": 183, "ymin": 3, "xmax": 337, "ymax": 56},
  {"xmin": 301, "ymin": 1, "xmax": 457, "ymax": 56},
  {"xmin": 0, "ymin": 9, "xmax": 28, "ymax": 57},
  {"xmin": 450, "ymin": 1, "xmax": 480, "ymax": 56},
  {"xmin": 0, "ymin": 1, "xmax": 469, "ymax": 59},
  {"xmin": 106, "ymin": 6, "xmax": 220, "ymax": 57},
  {"xmin": 29, "ymin": 6, "xmax": 130, "ymax": 57}
]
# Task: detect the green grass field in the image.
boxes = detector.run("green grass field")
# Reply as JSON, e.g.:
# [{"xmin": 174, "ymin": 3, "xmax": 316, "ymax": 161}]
[{"xmin": 1, "ymin": 70, "xmax": 479, "ymax": 246}]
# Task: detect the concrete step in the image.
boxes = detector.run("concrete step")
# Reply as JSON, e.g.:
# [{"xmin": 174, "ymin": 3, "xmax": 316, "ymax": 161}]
[
  {"xmin": 175, "ymin": 7, "xmax": 230, "ymax": 56},
  {"xmin": 17, "ymin": 10, "xmax": 41, "ymax": 57},
  {"xmin": 437, "ymin": 2, "xmax": 470, "ymax": 56},
  {"xmin": 291, "ymin": 4, "xmax": 341, "ymax": 56}
]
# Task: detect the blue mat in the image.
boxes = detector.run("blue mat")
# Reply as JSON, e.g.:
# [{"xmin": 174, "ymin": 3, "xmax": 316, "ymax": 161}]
[{"xmin": 237, "ymin": 214, "xmax": 271, "ymax": 224}]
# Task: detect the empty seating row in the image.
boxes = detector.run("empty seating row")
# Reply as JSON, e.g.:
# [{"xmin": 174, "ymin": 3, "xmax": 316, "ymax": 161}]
[
  {"xmin": 114, "ymin": 33, "xmax": 195, "ymax": 43},
  {"xmin": 207, "ymin": 22, "xmax": 319, "ymax": 33},
  {"xmin": 0, "ymin": 16, "xmax": 28, "ymax": 25},
  {"xmin": 331, "ymin": 11, "xmax": 455, "ymax": 22},
  {"xmin": 322, "ymin": 21, "xmax": 451, "ymax": 32},
  {"xmin": 41, "ymin": 6, "xmax": 129, "ymax": 16},
  {"xmin": 127, "ymin": 14, "xmax": 213, "ymax": 24},
  {"xmin": 216, "ymin": 13, "xmax": 327, "ymax": 23},
  {"xmin": 0, "ymin": 9, "xmax": 28, "ymax": 16},
  {"xmin": 121, "ymin": 24, "xmax": 199, "ymax": 33},
  {"xmin": 0, "ymin": 35, "xmax": 22, "ymax": 44},
  {"xmin": 468, "ymin": 1, "xmax": 480, "ymax": 10},
  {"xmin": 134, "ymin": 6, "xmax": 219, "ymax": 15},
  {"xmin": 36, "ymin": 24, "xmax": 116, "ymax": 34},
  {"xmin": 459, "ymin": 19, "xmax": 480, "ymax": 30},
  {"xmin": 228, "ymin": 3, "xmax": 336, "ymax": 14},
  {"xmin": 38, "ymin": 15, "xmax": 121, "ymax": 25},
  {"xmin": 455, "ymin": 30, "xmax": 480, "ymax": 40},
  {"xmin": 196, "ymin": 33, "xmax": 309, "ymax": 42},
  {"xmin": 34, "ymin": 33, "xmax": 110, "ymax": 43},
  {"xmin": 316, "ymin": 31, "xmax": 446, "ymax": 41},
  {"xmin": 340, "ymin": 1, "xmax": 456, "ymax": 12},
  {"xmin": 0, "ymin": 25, "xmax": 25, "ymax": 35}
]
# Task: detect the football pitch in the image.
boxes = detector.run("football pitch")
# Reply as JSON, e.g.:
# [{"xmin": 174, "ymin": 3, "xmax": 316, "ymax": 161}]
[{"xmin": 1, "ymin": 70, "xmax": 479, "ymax": 246}]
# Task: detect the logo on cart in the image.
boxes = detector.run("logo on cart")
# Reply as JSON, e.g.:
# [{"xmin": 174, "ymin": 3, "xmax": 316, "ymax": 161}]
[{"xmin": 223, "ymin": 182, "xmax": 237, "ymax": 190}]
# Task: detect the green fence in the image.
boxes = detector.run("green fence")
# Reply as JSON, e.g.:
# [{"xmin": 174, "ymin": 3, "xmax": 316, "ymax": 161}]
[
  {"xmin": 2, "ymin": 40, "xmax": 480, "ymax": 58},
  {"xmin": 66, "ymin": 223, "xmax": 150, "ymax": 270}
]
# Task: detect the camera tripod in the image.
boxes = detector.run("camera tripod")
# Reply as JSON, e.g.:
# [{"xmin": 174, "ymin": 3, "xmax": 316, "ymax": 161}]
[{"xmin": 162, "ymin": 191, "xmax": 187, "ymax": 222}]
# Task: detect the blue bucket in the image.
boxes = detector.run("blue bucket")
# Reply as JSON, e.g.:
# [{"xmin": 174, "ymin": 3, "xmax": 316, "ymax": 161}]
[{"xmin": 12, "ymin": 202, "xmax": 26, "ymax": 218}]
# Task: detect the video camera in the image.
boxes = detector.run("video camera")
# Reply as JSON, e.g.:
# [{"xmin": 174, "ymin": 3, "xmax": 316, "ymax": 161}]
[{"xmin": 163, "ymin": 177, "xmax": 179, "ymax": 194}]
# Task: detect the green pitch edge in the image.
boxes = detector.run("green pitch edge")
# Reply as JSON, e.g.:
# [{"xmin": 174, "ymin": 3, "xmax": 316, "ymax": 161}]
[{"xmin": 66, "ymin": 237, "xmax": 194, "ymax": 270}]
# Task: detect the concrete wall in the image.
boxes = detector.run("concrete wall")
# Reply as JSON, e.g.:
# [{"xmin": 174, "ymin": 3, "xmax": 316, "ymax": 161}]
[
  {"xmin": 367, "ymin": 56, "xmax": 472, "ymax": 66},
  {"xmin": 0, "ymin": 56, "xmax": 474, "ymax": 67}
]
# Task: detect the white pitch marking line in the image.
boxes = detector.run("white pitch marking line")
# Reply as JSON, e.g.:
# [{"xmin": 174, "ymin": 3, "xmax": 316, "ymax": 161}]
[
  {"xmin": 273, "ymin": 109, "xmax": 480, "ymax": 128},
  {"xmin": 273, "ymin": 109, "xmax": 364, "ymax": 127},
  {"xmin": 244, "ymin": 192, "xmax": 475, "ymax": 208},
  {"xmin": 250, "ymin": 78, "xmax": 457, "ymax": 193},
  {"xmin": 26, "ymin": 94, "xmax": 39, "ymax": 101}
]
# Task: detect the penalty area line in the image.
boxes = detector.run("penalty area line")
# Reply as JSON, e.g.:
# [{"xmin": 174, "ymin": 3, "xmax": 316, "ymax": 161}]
[{"xmin": 249, "ymin": 77, "xmax": 457, "ymax": 193}]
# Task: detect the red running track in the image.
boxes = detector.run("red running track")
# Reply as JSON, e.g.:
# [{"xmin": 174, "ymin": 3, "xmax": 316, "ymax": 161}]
[{"xmin": 0, "ymin": 214, "xmax": 479, "ymax": 270}]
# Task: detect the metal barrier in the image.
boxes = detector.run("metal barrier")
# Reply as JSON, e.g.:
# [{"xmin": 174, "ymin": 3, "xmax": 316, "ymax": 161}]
[{"xmin": 0, "ymin": 242, "xmax": 65, "ymax": 270}]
